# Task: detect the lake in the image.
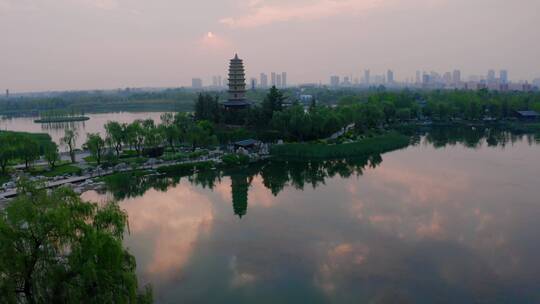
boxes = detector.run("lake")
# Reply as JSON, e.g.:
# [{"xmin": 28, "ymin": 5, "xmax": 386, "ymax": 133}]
[
  {"xmin": 0, "ymin": 112, "xmax": 167, "ymax": 148},
  {"xmin": 82, "ymin": 129, "xmax": 540, "ymax": 303}
]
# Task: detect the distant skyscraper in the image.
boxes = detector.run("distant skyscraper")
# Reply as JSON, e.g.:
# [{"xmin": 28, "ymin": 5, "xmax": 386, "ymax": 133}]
[
  {"xmin": 443, "ymin": 72, "xmax": 452, "ymax": 84},
  {"xmin": 422, "ymin": 73, "xmax": 431, "ymax": 85},
  {"xmin": 192, "ymin": 78, "xmax": 203, "ymax": 89},
  {"xmin": 500, "ymin": 70, "xmax": 508, "ymax": 84},
  {"xmin": 416, "ymin": 71, "xmax": 421, "ymax": 84},
  {"xmin": 276, "ymin": 74, "xmax": 282, "ymax": 88},
  {"xmin": 487, "ymin": 70, "xmax": 496, "ymax": 83},
  {"xmin": 281, "ymin": 72, "xmax": 287, "ymax": 87},
  {"xmin": 387, "ymin": 70, "xmax": 394, "ymax": 84},
  {"xmin": 364, "ymin": 70, "xmax": 370, "ymax": 85},
  {"xmin": 250, "ymin": 78, "xmax": 257, "ymax": 90},
  {"xmin": 271, "ymin": 72, "xmax": 277, "ymax": 86},
  {"xmin": 212, "ymin": 76, "xmax": 218, "ymax": 87},
  {"xmin": 330, "ymin": 76, "xmax": 340, "ymax": 87},
  {"xmin": 452, "ymin": 70, "xmax": 461, "ymax": 84},
  {"xmin": 260, "ymin": 73, "xmax": 268, "ymax": 88},
  {"xmin": 5, "ymin": 89, "xmax": 9, "ymax": 98}
]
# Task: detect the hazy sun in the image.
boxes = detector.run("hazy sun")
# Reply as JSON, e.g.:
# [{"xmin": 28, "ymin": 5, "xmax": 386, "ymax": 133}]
[{"xmin": 207, "ymin": 32, "xmax": 215, "ymax": 39}]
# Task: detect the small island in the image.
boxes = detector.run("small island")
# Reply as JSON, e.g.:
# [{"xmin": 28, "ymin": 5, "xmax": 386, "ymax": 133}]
[{"xmin": 34, "ymin": 110, "xmax": 90, "ymax": 123}]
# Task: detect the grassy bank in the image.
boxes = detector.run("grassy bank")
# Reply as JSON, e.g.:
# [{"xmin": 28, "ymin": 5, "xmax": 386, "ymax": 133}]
[
  {"xmin": 156, "ymin": 161, "xmax": 215, "ymax": 175},
  {"xmin": 270, "ymin": 133, "xmax": 410, "ymax": 159},
  {"xmin": 29, "ymin": 163, "xmax": 82, "ymax": 177}
]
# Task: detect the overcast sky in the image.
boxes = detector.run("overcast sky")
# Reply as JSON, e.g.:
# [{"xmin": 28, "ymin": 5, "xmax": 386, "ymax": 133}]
[{"xmin": 1, "ymin": 0, "xmax": 539, "ymax": 92}]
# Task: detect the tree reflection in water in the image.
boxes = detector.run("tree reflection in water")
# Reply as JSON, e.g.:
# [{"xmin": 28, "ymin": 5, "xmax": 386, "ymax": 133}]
[{"xmin": 102, "ymin": 126, "xmax": 537, "ymax": 218}]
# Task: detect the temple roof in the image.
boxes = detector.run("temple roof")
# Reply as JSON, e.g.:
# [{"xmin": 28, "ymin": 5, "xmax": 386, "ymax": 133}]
[{"xmin": 222, "ymin": 100, "xmax": 252, "ymax": 108}]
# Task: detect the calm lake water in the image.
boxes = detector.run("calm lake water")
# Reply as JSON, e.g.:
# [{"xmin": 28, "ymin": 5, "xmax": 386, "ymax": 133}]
[
  {"xmin": 82, "ymin": 130, "xmax": 540, "ymax": 303},
  {"xmin": 0, "ymin": 112, "xmax": 166, "ymax": 148}
]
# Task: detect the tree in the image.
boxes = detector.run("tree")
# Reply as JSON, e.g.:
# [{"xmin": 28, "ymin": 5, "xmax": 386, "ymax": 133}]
[
  {"xmin": 160, "ymin": 113, "xmax": 180, "ymax": 152},
  {"xmin": 397, "ymin": 108, "xmax": 411, "ymax": 121},
  {"xmin": 126, "ymin": 121, "xmax": 145, "ymax": 156},
  {"xmin": 105, "ymin": 121, "xmax": 126, "ymax": 158},
  {"xmin": 187, "ymin": 121, "xmax": 218, "ymax": 149},
  {"xmin": 382, "ymin": 101, "xmax": 396, "ymax": 123},
  {"xmin": 356, "ymin": 102, "xmax": 384, "ymax": 131},
  {"xmin": 262, "ymin": 86, "xmax": 285, "ymax": 122},
  {"xmin": 141, "ymin": 119, "xmax": 162, "ymax": 150},
  {"xmin": 174, "ymin": 112, "xmax": 194, "ymax": 145},
  {"xmin": 194, "ymin": 94, "xmax": 220, "ymax": 123},
  {"xmin": 0, "ymin": 133, "xmax": 15, "ymax": 174},
  {"xmin": 18, "ymin": 136, "xmax": 40, "ymax": 169},
  {"xmin": 61, "ymin": 129, "xmax": 78, "ymax": 163},
  {"xmin": 0, "ymin": 180, "xmax": 152, "ymax": 303},
  {"xmin": 85, "ymin": 133, "xmax": 106, "ymax": 165},
  {"xmin": 288, "ymin": 105, "xmax": 312, "ymax": 141},
  {"xmin": 44, "ymin": 142, "xmax": 60, "ymax": 169}
]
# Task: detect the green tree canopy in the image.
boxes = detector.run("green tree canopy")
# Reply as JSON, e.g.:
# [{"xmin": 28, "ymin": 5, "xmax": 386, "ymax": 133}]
[
  {"xmin": 0, "ymin": 180, "xmax": 152, "ymax": 303},
  {"xmin": 85, "ymin": 133, "xmax": 106, "ymax": 165}
]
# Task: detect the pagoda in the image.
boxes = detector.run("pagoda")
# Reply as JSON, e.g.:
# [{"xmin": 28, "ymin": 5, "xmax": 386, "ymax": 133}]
[{"xmin": 222, "ymin": 54, "xmax": 251, "ymax": 109}]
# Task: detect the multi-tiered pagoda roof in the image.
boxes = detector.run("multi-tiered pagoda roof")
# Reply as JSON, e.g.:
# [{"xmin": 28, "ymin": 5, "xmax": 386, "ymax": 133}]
[{"xmin": 222, "ymin": 54, "xmax": 251, "ymax": 109}]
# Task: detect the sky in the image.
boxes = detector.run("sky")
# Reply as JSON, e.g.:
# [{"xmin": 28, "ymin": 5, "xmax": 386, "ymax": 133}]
[{"xmin": 1, "ymin": 0, "xmax": 539, "ymax": 92}]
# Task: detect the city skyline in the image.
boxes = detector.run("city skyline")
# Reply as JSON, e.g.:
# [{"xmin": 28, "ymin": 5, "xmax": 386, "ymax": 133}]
[{"xmin": 1, "ymin": 0, "xmax": 540, "ymax": 92}]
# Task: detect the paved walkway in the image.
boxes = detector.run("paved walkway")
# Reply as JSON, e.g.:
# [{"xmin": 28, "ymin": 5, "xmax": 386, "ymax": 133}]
[
  {"xmin": 0, "ymin": 157, "xmax": 222, "ymax": 201},
  {"xmin": 328, "ymin": 123, "xmax": 355, "ymax": 140}
]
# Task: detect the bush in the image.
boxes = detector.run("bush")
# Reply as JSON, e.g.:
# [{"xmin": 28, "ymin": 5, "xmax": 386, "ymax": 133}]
[
  {"xmin": 143, "ymin": 147, "xmax": 165, "ymax": 158},
  {"xmin": 270, "ymin": 133, "xmax": 410, "ymax": 159},
  {"xmin": 222, "ymin": 154, "xmax": 250, "ymax": 167},
  {"xmin": 188, "ymin": 150, "xmax": 209, "ymax": 160}
]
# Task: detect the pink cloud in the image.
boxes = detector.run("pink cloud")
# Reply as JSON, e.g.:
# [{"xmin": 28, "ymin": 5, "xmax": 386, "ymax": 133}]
[{"xmin": 220, "ymin": 0, "xmax": 384, "ymax": 28}]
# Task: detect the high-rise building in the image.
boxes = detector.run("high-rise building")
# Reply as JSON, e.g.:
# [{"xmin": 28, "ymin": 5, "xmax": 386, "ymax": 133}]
[
  {"xmin": 192, "ymin": 78, "xmax": 203, "ymax": 89},
  {"xmin": 281, "ymin": 72, "xmax": 287, "ymax": 88},
  {"xmin": 271, "ymin": 72, "xmax": 277, "ymax": 86},
  {"xmin": 5, "ymin": 89, "xmax": 9, "ymax": 99},
  {"xmin": 223, "ymin": 54, "xmax": 250, "ymax": 109},
  {"xmin": 443, "ymin": 72, "xmax": 452, "ymax": 84},
  {"xmin": 250, "ymin": 78, "xmax": 257, "ymax": 90},
  {"xmin": 387, "ymin": 70, "xmax": 394, "ymax": 84},
  {"xmin": 364, "ymin": 70, "xmax": 370, "ymax": 85},
  {"xmin": 330, "ymin": 76, "xmax": 340, "ymax": 87},
  {"xmin": 416, "ymin": 71, "xmax": 421, "ymax": 84},
  {"xmin": 260, "ymin": 73, "xmax": 268, "ymax": 88},
  {"xmin": 487, "ymin": 70, "xmax": 496, "ymax": 83},
  {"xmin": 452, "ymin": 70, "xmax": 461, "ymax": 84},
  {"xmin": 422, "ymin": 73, "xmax": 431, "ymax": 85},
  {"xmin": 212, "ymin": 76, "xmax": 218, "ymax": 87},
  {"xmin": 276, "ymin": 74, "xmax": 282, "ymax": 88},
  {"xmin": 533, "ymin": 78, "xmax": 540, "ymax": 88},
  {"xmin": 500, "ymin": 70, "xmax": 508, "ymax": 84},
  {"xmin": 218, "ymin": 76, "xmax": 223, "ymax": 87}
]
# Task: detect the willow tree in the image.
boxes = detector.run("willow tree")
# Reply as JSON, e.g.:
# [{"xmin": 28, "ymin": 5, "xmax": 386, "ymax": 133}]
[
  {"xmin": 0, "ymin": 180, "xmax": 152, "ymax": 303},
  {"xmin": 61, "ymin": 129, "xmax": 78, "ymax": 163}
]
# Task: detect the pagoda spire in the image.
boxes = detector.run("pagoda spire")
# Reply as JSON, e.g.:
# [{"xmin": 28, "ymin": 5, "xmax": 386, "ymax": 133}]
[{"xmin": 222, "ymin": 54, "xmax": 251, "ymax": 109}]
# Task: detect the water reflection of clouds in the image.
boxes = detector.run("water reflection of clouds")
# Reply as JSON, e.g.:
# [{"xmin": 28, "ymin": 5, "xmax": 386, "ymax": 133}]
[
  {"xmin": 84, "ymin": 183, "xmax": 215, "ymax": 283},
  {"xmin": 86, "ymin": 139, "xmax": 540, "ymax": 302},
  {"xmin": 124, "ymin": 186, "xmax": 214, "ymax": 280}
]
